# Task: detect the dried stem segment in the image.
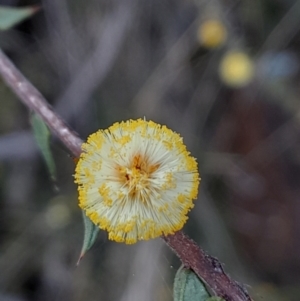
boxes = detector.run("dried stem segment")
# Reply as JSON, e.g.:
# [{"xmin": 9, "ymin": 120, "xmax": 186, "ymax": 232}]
[{"xmin": 0, "ymin": 49, "xmax": 82, "ymax": 157}]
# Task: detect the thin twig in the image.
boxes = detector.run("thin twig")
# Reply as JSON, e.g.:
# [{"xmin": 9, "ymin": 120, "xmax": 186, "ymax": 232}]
[{"xmin": 0, "ymin": 48, "xmax": 253, "ymax": 301}]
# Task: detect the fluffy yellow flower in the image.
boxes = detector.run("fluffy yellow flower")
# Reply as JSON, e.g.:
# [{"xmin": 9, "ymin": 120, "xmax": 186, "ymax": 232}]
[{"xmin": 75, "ymin": 119, "xmax": 200, "ymax": 244}]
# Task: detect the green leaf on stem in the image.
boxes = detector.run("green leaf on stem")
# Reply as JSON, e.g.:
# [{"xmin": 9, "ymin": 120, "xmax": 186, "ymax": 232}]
[
  {"xmin": 30, "ymin": 113, "xmax": 56, "ymax": 181},
  {"xmin": 0, "ymin": 5, "xmax": 40, "ymax": 31},
  {"xmin": 77, "ymin": 211, "xmax": 99, "ymax": 265},
  {"xmin": 173, "ymin": 265, "xmax": 211, "ymax": 301}
]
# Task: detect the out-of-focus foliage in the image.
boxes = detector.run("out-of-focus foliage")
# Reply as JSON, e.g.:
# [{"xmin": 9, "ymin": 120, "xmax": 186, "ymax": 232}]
[
  {"xmin": 1, "ymin": 0, "xmax": 300, "ymax": 301},
  {"xmin": 0, "ymin": 5, "xmax": 39, "ymax": 31}
]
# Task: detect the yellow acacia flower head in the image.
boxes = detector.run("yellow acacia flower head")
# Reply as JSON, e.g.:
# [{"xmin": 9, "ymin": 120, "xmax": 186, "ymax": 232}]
[
  {"xmin": 219, "ymin": 50, "xmax": 254, "ymax": 87},
  {"xmin": 198, "ymin": 19, "xmax": 227, "ymax": 49},
  {"xmin": 75, "ymin": 119, "xmax": 200, "ymax": 244}
]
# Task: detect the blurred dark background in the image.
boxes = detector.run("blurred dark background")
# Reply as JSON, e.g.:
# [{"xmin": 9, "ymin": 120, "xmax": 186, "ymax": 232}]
[{"xmin": 1, "ymin": 0, "xmax": 300, "ymax": 300}]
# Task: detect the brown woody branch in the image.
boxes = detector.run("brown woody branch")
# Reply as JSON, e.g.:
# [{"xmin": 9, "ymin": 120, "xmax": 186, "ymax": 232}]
[
  {"xmin": 164, "ymin": 232, "xmax": 252, "ymax": 301},
  {"xmin": 0, "ymin": 48, "xmax": 253, "ymax": 301}
]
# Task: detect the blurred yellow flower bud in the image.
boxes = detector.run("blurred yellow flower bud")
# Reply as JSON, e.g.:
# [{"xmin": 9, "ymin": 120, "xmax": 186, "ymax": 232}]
[
  {"xmin": 219, "ymin": 50, "xmax": 254, "ymax": 87},
  {"xmin": 197, "ymin": 19, "xmax": 227, "ymax": 48}
]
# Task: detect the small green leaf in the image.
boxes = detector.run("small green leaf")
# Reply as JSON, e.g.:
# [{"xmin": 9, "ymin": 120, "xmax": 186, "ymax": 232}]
[
  {"xmin": 30, "ymin": 113, "xmax": 56, "ymax": 181},
  {"xmin": 0, "ymin": 5, "xmax": 40, "ymax": 31},
  {"xmin": 77, "ymin": 211, "xmax": 99, "ymax": 265},
  {"xmin": 173, "ymin": 266, "xmax": 211, "ymax": 301}
]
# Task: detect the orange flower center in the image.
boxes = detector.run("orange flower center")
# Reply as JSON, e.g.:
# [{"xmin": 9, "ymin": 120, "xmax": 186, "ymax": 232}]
[{"xmin": 116, "ymin": 154, "xmax": 160, "ymax": 201}]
